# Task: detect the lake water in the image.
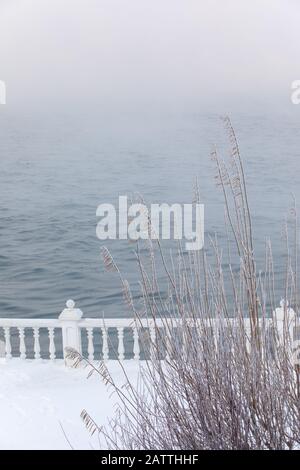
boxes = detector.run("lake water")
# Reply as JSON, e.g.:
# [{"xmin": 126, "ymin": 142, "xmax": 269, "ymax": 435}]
[{"xmin": 0, "ymin": 111, "xmax": 300, "ymax": 319}]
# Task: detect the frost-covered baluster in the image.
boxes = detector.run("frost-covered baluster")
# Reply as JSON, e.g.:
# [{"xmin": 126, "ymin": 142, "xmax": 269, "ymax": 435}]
[
  {"xmin": 133, "ymin": 327, "xmax": 140, "ymax": 360},
  {"xmin": 244, "ymin": 319, "xmax": 251, "ymax": 354},
  {"xmin": 87, "ymin": 328, "xmax": 94, "ymax": 361},
  {"xmin": 182, "ymin": 322, "xmax": 189, "ymax": 360},
  {"xmin": 33, "ymin": 327, "xmax": 41, "ymax": 360},
  {"xmin": 4, "ymin": 327, "xmax": 12, "ymax": 359},
  {"xmin": 18, "ymin": 327, "xmax": 26, "ymax": 360},
  {"xmin": 212, "ymin": 319, "xmax": 219, "ymax": 352},
  {"xmin": 48, "ymin": 327, "xmax": 55, "ymax": 360},
  {"xmin": 102, "ymin": 327, "xmax": 109, "ymax": 361},
  {"xmin": 165, "ymin": 327, "xmax": 172, "ymax": 361},
  {"xmin": 117, "ymin": 327, "xmax": 125, "ymax": 361},
  {"xmin": 149, "ymin": 326, "xmax": 157, "ymax": 359}
]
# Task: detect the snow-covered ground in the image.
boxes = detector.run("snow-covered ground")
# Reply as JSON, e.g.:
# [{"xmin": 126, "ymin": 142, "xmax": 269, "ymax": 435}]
[{"xmin": 0, "ymin": 359, "xmax": 140, "ymax": 450}]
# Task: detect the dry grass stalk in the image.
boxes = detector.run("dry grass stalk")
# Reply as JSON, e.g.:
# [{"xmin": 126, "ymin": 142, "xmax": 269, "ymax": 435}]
[{"xmin": 67, "ymin": 119, "xmax": 300, "ymax": 449}]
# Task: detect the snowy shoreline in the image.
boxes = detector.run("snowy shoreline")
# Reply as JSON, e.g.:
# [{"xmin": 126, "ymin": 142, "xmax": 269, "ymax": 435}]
[{"xmin": 0, "ymin": 359, "xmax": 139, "ymax": 450}]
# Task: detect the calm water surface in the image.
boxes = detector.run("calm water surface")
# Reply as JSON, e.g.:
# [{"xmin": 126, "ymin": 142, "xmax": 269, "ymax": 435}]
[{"xmin": 0, "ymin": 111, "xmax": 299, "ymax": 319}]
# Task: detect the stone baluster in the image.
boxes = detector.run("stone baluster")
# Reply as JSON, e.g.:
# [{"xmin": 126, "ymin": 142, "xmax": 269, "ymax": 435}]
[
  {"xmin": 48, "ymin": 327, "xmax": 56, "ymax": 360},
  {"xmin": 33, "ymin": 327, "xmax": 41, "ymax": 360},
  {"xmin": 87, "ymin": 327, "xmax": 94, "ymax": 361},
  {"xmin": 117, "ymin": 327, "xmax": 125, "ymax": 361},
  {"xmin": 18, "ymin": 327, "xmax": 26, "ymax": 360},
  {"xmin": 102, "ymin": 327, "xmax": 109, "ymax": 361},
  {"xmin": 133, "ymin": 327, "xmax": 140, "ymax": 360},
  {"xmin": 4, "ymin": 327, "xmax": 12, "ymax": 359}
]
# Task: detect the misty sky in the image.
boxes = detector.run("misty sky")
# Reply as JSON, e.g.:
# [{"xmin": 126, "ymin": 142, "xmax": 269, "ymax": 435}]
[{"xmin": 0, "ymin": 0, "xmax": 299, "ymax": 115}]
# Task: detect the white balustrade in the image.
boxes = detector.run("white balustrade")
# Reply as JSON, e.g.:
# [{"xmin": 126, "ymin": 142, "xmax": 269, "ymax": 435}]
[
  {"xmin": 133, "ymin": 327, "xmax": 140, "ymax": 360},
  {"xmin": 33, "ymin": 327, "xmax": 40, "ymax": 360},
  {"xmin": 18, "ymin": 327, "xmax": 26, "ymax": 360},
  {"xmin": 0, "ymin": 300, "xmax": 296, "ymax": 366},
  {"xmin": 165, "ymin": 326, "xmax": 172, "ymax": 361},
  {"xmin": 4, "ymin": 327, "xmax": 12, "ymax": 359},
  {"xmin": 149, "ymin": 326, "xmax": 157, "ymax": 359},
  {"xmin": 102, "ymin": 327, "xmax": 109, "ymax": 361},
  {"xmin": 117, "ymin": 327, "xmax": 125, "ymax": 361},
  {"xmin": 86, "ymin": 327, "xmax": 94, "ymax": 361},
  {"xmin": 48, "ymin": 327, "xmax": 56, "ymax": 361}
]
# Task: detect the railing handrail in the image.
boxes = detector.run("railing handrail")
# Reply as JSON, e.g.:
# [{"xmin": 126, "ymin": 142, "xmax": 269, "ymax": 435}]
[
  {"xmin": 78, "ymin": 317, "xmax": 269, "ymax": 328},
  {"xmin": 0, "ymin": 317, "xmax": 284, "ymax": 328},
  {"xmin": 0, "ymin": 318, "xmax": 61, "ymax": 328}
]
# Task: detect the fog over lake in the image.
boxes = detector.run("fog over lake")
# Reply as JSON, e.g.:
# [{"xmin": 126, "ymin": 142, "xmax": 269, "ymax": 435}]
[{"xmin": 0, "ymin": 1, "xmax": 300, "ymax": 318}]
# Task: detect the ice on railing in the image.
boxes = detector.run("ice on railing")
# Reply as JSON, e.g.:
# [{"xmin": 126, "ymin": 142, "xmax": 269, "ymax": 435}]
[
  {"xmin": 0, "ymin": 299, "xmax": 298, "ymax": 365},
  {"xmin": 0, "ymin": 338, "xmax": 5, "ymax": 359}
]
